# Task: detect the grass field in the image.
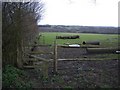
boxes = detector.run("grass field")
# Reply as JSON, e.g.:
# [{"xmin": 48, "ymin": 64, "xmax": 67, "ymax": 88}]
[
  {"xmin": 39, "ymin": 32, "xmax": 119, "ymax": 48},
  {"xmin": 28, "ymin": 32, "xmax": 119, "ymax": 88}
]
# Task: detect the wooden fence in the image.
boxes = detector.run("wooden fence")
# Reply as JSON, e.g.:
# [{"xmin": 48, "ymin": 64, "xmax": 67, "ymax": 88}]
[
  {"xmin": 20, "ymin": 40, "xmax": 58, "ymax": 78},
  {"xmin": 20, "ymin": 39, "xmax": 119, "ymax": 77}
]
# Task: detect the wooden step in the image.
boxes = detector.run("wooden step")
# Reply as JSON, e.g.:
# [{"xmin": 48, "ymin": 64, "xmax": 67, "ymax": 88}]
[{"xmin": 23, "ymin": 65, "xmax": 41, "ymax": 69}]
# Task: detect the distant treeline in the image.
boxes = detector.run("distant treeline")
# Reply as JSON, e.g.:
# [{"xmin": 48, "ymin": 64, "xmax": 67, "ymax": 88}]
[{"xmin": 39, "ymin": 25, "xmax": 119, "ymax": 34}]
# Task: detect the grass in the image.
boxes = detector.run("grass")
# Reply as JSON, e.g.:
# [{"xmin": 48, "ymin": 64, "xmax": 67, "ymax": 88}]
[
  {"xmin": 2, "ymin": 65, "xmax": 32, "ymax": 89},
  {"xmin": 39, "ymin": 32, "xmax": 119, "ymax": 48}
]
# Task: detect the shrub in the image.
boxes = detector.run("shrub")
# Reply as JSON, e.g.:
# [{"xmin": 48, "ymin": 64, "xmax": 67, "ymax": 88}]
[{"xmin": 2, "ymin": 65, "xmax": 32, "ymax": 89}]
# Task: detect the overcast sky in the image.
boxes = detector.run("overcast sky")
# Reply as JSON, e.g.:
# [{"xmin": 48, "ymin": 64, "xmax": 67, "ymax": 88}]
[{"xmin": 38, "ymin": 0, "xmax": 119, "ymax": 27}]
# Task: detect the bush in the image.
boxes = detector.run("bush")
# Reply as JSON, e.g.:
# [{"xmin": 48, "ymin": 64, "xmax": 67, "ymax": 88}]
[{"xmin": 2, "ymin": 65, "xmax": 32, "ymax": 89}]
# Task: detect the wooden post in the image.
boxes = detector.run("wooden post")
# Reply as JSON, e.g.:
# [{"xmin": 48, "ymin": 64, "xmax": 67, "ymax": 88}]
[
  {"xmin": 43, "ymin": 35, "xmax": 45, "ymax": 45},
  {"xmin": 17, "ymin": 47, "xmax": 23, "ymax": 69},
  {"xmin": 21, "ymin": 40, "xmax": 24, "ymax": 67},
  {"xmin": 42, "ymin": 61, "xmax": 48, "ymax": 78},
  {"xmin": 53, "ymin": 40, "xmax": 58, "ymax": 74}
]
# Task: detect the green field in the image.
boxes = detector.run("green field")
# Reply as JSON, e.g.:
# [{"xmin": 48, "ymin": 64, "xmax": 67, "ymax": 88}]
[{"xmin": 39, "ymin": 32, "xmax": 119, "ymax": 48}]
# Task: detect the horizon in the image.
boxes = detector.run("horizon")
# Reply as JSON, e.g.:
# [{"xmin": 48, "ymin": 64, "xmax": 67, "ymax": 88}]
[{"xmin": 38, "ymin": 24, "xmax": 118, "ymax": 28}]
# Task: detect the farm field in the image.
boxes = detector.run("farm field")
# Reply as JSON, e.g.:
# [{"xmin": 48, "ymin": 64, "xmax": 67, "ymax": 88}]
[
  {"xmin": 39, "ymin": 32, "xmax": 119, "ymax": 48},
  {"xmin": 3, "ymin": 1, "xmax": 120, "ymax": 88},
  {"xmin": 37, "ymin": 32, "xmax": 119, "ymax": 64},
  {"xmin": 25, "ymin": 59, "xmax": 119, "ymax": 88},
  {"xmin": 23, "ymin": 32, "xmax": 119, "ymax": 88}
]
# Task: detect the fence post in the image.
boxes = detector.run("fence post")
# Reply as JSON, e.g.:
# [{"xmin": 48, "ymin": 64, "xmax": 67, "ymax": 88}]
[
  {"xmin": 53, "ymin": 39, "xmax": 58, "ymax": 74},
  {"xmin": 17, "ymin": 46, "xmax": 23, "ymax": 69},
  {"xmin": 42, "ymin": 61, "xmax": 48, "ymax": 78}
]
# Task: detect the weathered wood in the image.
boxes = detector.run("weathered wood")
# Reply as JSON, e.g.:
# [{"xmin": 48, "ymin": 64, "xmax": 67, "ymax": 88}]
[
  {"xmin": 24, "ymin": 57, "xmax": 118, "ymax": 64},
  {"xmin": 17, "ymin": 46, "xmax": 23, "ymax": 69},
  {"xmin": 23, "ymin": 65, "xmax": 39, "ymax": 69},
  {"xmin": 57, "ymin": 45, "xmax": 99, "ymax": 48},
  {"xmin": 49, "ymin": 58, "xmax": 118, "ymax": 61},
  {"xmin": 42, "ymin": 61, "xmax": 48, "ymax": 78},
  {"xmin": 86, "ymin": 48, "xmax": 120, "ymax": 53},
  {"xmin": 26, "ymin": 44, "xmax": 52, "ymax": 47},
  {"xmin": 58, "ymin": 45, "xmax": 80, "ymax": 48},
  {"xmin": 80, "ymin": 45, "xmax": 100, "ymax": 48},
  {"xmin": 83, "ymin": 41, "xmax": 100, "ymax": 45},
  {"xmin": 24, "ymin": 58, "xmax": 52, "ymax": 62},
  {"xmin": 56, "ymin": 35, "xmax": 80, "ymax": 39},
  {"xmin": 29, "ymin": 51, "xmax": 53, "ymax": 54},
  {"xmin": 24, "ymin": 52, "xmax": 49, "ymax": 62},
  {"xmin": 53, "ymin": 40, "xmax": 58, "ymax": 74}
]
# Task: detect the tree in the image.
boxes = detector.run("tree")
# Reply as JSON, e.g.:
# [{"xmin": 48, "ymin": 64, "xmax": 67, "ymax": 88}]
[{"xmin": 2, "ymin": 1, "xmax": 44, "ymax": 67}]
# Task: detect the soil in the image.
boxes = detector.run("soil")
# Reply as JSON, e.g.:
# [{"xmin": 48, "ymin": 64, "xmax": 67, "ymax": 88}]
[{"xmin": 24, "ymin": 47, "xmax": 119, "ymax": 88}]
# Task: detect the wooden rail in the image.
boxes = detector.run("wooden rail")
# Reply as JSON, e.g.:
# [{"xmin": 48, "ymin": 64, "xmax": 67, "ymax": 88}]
[
  {"xmin": 28, "ymin": 51, "xmax": 53, "ymax": 54},
  {"xmin": 24, "ymin": 52, "xmax": 49, "ymax": 62},
  {"xmin": 86, "ymin": 48, "xmax": 120, "ymax": 53},
  {"xmin": 23, "ymin": 43, "xmax": 119, "ymax": 77},
  {"xmin": 25, "ymin": 44, "xmax": 52, "ymax": 47},
  {"xmin": 57, "ymin": 45, "xmax": 100, "ymax": 48}
]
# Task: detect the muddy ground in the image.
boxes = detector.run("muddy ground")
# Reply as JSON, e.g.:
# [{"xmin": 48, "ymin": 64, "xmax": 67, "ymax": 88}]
[{"xmin": 24, "ymin": 47, "xmax": 119, "ymax": 88}]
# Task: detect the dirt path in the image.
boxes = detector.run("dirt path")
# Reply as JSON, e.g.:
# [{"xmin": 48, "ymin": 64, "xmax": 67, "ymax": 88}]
[
  {"xmin": 23, "ymin": 46, "xmax": 119, "ymax": 88},
  {"xmin": 24, "ymin": 59, "xmax": 119, "ymax": 88}
]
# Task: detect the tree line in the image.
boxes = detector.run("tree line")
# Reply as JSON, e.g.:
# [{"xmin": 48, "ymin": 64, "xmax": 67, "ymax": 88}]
[{"xmin": 2, "ymin": 1, "xmax": 44, "ymax": 67}]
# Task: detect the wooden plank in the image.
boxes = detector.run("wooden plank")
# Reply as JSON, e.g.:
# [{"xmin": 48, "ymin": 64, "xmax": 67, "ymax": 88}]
[
  {"xmin": 24, "ymin": 58, "xmax": 52, "ymax": 62},
  {"xmin": 57, "ymin": 45, "xmax": 100, "ymax": 48},
  {"xmin": 25, "ymin": 44, "xmax": 52, "ymax": 47},
  {"xmin": 29, "ymin": 51, "xmax": 53, "ymax": 54},
  {"xmin": 25, "ymin": 58, "xmax": 114, "ymax": 62},
  {"xmin": 17, "ymin": 46, "xmax": 23, "ymax": 69},
  {"xmin": 56, "ymin": 58, "xmax": 117, "ymax": 61},
  {"xmin": 23, "ymin": 58, "xmax": 118, "ymax": 69},
  {"xmin": 49, "ymin": 58, "xmax": 118, "ymax": 61},
  {"xmin": 86, "ymin": 48, "xmax": 120, "ymax": 53},
  {"xmin": 23, "ymin": 65, "xmax": 38, "ymax": 69},
  {"xmin": 24, "ymin": 52, "xmax": 49, "ymax": 62},
  {"xmin": 58, "ymin": 45, "xmax": 80, "ymax": 48},
  {"xmin": 80, "ymin": 45, "xmax": 100, "ymax": 48}
]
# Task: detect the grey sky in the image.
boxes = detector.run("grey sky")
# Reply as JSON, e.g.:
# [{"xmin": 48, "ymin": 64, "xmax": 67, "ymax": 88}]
[{"xmin": 39, "ymin": 0, "xmax": 118, "ymax": 26}]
